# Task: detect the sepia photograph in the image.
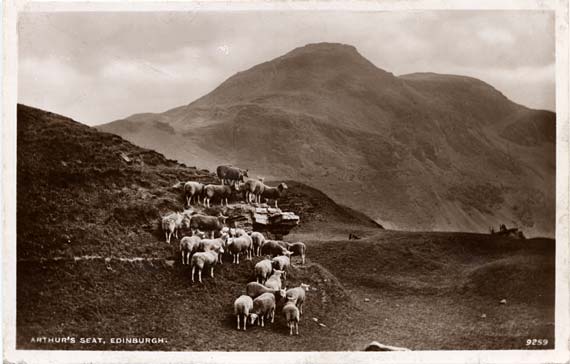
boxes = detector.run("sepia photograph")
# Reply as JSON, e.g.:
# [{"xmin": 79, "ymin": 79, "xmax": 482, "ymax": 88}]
[{"xmin": 2, "ymin": 1, "xmax": 569, "ymax": 363}]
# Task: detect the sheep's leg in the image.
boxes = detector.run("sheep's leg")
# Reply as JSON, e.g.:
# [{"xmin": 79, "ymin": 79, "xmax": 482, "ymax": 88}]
[
  {"xmin": 295, "ymin": 322, "xmax": 299, "ymax": 335},
  {"xmin": 244, "ymin": 315, "xmax": 247, "ymax": 331},
  {"xmin": 302, "ymin": 254, "xmax": 305, "ymax": 265},
  {"xmin": 181, "ymin": 251, "xmax": 184, "ymax": 265},
  {"xmin": 236, "ymin": 315, "xmax": 240, "ymax": 330},
  {"xmin": 271, "ymin": 307, "xmax": 275, "ymax": 323},
  {"xmin": 261, "ymin": 316, "xmax": 264, "ymax": 327},
  {"xmin": 289, "ymin": 322, "xmax": 293, "ymax": 336},
  {"xmin": 191, "ymin": 266, "xmax": 195, "ymax": 282},
  {"xmin": 198, "ymin": 269, "xmax": 202, "ymax": 283},
  {"xmin": 210, "ymin": 266, "xmax": 214, "ymax": 278},
  {"xmin": 299, "ymin": 302, "xmax": 303, "ymax": 315}
]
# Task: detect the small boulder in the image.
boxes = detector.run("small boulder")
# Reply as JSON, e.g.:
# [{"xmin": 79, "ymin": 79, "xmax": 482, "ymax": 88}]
[{"xmin": 500, "ymin": 299, "xmax": 507, "ymax": 305}]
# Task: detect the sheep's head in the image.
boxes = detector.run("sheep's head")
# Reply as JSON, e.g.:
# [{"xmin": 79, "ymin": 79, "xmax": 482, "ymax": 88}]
[
  {"xmin": 181, "ymin": 217, "xmax": 191, "ymax": 229},
  {"xmin": 249, "ymin": 313, "xmax": 258, "ymax": 325},
  {"xmin": 278, "ymin": 288, "xmax": 287, "ymax": 298},
  {"xmin": 301, "ymin": 283, "xmax": 310, "ymax": 291},
  {"xmin": 283, "ymin": 250, "xmax": 294, "ymax": 257},
  {"xmin": 273, "ymin": 269, "xmax": 284, "ymax": 276},
  {"xmin": 196, "ymin": 230, "xmax": 206, "ymax": 238},
  {"xmin": 278, "ymin": 183, "xmax": 288, "ymax": 191}
]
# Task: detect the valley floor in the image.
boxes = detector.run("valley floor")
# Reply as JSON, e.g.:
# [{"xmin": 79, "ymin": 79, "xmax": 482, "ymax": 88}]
[{"xmin": 16, "ymin": 228, "xmax": 554, "ymax": 351}]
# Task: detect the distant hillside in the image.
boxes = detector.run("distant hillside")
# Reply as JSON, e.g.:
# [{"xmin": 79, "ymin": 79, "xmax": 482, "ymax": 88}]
[{"xmin": 100, "ymin": 42, "xmax": 555, "ymax": 237}]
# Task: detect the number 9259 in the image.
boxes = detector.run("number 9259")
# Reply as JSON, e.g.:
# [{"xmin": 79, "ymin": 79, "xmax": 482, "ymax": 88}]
[{"xmin": 526, "ymin": 338, "xmax": 548, "ymax": 346}]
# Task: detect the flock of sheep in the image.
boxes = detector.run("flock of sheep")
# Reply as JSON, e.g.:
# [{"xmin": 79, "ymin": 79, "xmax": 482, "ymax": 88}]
[
  {"xmin": 183, "ymin": 165, "xmax": 288, "ymax": 208},
  {"xmin": 161, "ymin": 165, "xmax": 309, "ymax": 335}
]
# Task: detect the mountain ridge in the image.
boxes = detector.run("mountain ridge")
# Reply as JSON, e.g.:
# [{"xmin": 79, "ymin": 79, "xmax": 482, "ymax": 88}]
[{"xmin": 99, "ymin": 42, "xmax": 555, "ymax": 237}]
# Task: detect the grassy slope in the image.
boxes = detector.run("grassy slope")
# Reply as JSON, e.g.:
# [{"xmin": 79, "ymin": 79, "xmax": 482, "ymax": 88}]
[{"xmin": 16, "ymin": 105, "xmax": 554, "ymax": 351}]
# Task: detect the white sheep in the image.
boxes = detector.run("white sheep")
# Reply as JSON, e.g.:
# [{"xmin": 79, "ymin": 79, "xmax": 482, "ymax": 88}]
[
  {"xmin": 271, "ymin": 255, "xmax": 291, "ymax": 280},
  {"xmin": 230, "ymin": 228, "xmax": 247, "ymax": 237},
  {"xmin": 254, "ymin": 259, "xmax": 273, "ymax": 284},
  {"xmin": 263, "ymin": 269, "xmax": 285, "ymax": 291},
  {"xmin": 190, "ymin": 245, "xmax": 223, "ymax": 283},
  {"xmin": 162, "ymin": 212, "xmax": 184, "ymax": 244},
  {"xmin": 179, "ymin": 235, "xmax": 201, "ymax": 265},
  {"xmin": 249, "ymin": 231, "xmax": 265, "ymax": 256},
  {"xmin": 243, "ymin": 178, "xmax": 265, "ymax": 204},
  {"xmin": 246, "ymin": 282, "xmax": 286, "ymax": 299},
  {"xmin": 282, "ymin": 301, "xmax": 300, "ymax": 335},
  {"xmin": 227, "ymin": 235, "xmax": 253, "ymax": 264},
  {"xmin": 249, "ymin": 292, "xmax": 276, "ymax": 327},
  {"xmin": 203, "ymin": 184, "xmax": 233, "ymax": 207},
  {"xmin": 199, "ymin": 234, "xmax": 228, "ymax": 264},
  {"xmin": 183, "ymin": 181, "xmax": 204, "ymax": 206},
  {"xmin": 285, "ymin": 283, "xmax": 310, "ymax": 315},
  {"xmin": 233, "ymin": 295, "xmax": 254, "ymax": 331}
]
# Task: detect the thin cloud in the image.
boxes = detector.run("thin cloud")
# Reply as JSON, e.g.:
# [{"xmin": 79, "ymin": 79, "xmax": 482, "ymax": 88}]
[{"xmin": 18, "ymin": 10, "xmax": 555, "ymax": 125}]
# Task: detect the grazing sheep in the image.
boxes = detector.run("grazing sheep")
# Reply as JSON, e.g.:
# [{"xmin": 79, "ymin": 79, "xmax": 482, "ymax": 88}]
[
  {"xmin": 285, "ymin": 283, "xmax": 310, "ymax": 315},
  {"xmin": 246, "ymin": 282, "xmax": 286, "ymax": 299},
  {"xmin": 179, "ymin": 235, "xmax": 201, "ymax": 265},
  {"xmin": 249, "ymin": 292, "xmax": 276, "ymax": 327},
  {"xmin": 203, "ymin": 184, "xmax": 234, "ymax": 207},
  {"xmin": 260, "ymin": 183, "xmax": 288, "ymax": 208},
  {"xmin": 162, "ymin": 212, "xmax": 183, "ymax": 244},
  {"xmin": 254, "ymin": 259, "xmax": 273, "ymax": 284},
  {"xmin": 183, "ymin": 181, "xmax": 204, "ymax": 206},
  {"xmin": 260, "ymin": 240, "xmax": 294, "ymax": 258},
  {"xmin": 271, "ymin": 255, "xmax": 291, "ymax": 280},
  {"xmin": 264, "ymin": 269, "xmax": 285, "ymax": 291},
  {"xmin": 199, "ymin": 234, "xmax": 228, "ymax": 264},
  {"xmin": 190, "ymin": 246, "xmax": 223, "ymax": 283},
  {"xmin": 227, "ymin": 235, "xmax": 253, "ymax": 264},
  {"xmin": 282, "ymin": 301, "xmax": 300, "ymax": 335},
  {"xmin": 250, "ymin": 231, "xmax": 266, "ymax": 256},
  {"xmin": 234, "ymin": 295, "xmax": 254, "ymax": 331},
  {"xmin": 287, "ymin": 242, "xmax": 307, "ymax": 264},
  {"xmin": 216, "ymin": 165, "xmax": 248, "ymax": 186},
  {"xmin": 190, "ymin": 214, "xmax": 227, "ymax": 239}
]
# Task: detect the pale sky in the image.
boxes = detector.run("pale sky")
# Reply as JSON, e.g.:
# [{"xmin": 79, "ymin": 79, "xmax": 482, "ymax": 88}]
[{"xmin": 18, "ymin": 10, "xmax": 555, "ymax": 126}]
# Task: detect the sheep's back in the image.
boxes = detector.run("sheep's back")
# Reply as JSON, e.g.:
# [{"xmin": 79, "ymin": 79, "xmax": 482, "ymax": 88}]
[
  {"xmin": 253, "ymin": 293, "xmax": 276, "ymax": 314},
  {"xmin": 234, "ymin": 295, "xmax": 253, "ymax": 315}
]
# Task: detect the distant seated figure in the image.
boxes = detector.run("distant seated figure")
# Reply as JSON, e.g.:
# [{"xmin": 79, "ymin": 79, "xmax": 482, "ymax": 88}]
[
  {"xmin": 500, "ymin": 224, "xmax": 507, "ymax": 232},
  {"xmin": 348, "ymin": 233, "xmax": 361, "ymax": 240}
]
